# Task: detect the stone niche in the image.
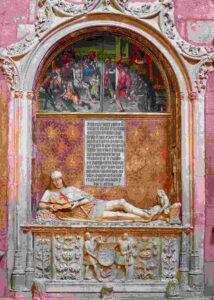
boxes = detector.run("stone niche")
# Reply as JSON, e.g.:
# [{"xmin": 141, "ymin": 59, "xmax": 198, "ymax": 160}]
[{"xmin": 22, "ymin": 222, "xmax": 186, "ymax": 300}]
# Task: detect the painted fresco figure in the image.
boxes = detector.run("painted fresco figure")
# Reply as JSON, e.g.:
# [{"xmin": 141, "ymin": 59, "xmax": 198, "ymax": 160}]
[
  {"xmin": 60, "ymin": 61, "xmax": 78, "ymax": 111},
  {"xmin": 131, "ymin": 72, "xmax": 156, "ymax": 112},
  {"xmin": 104, "ymin": 58, "xmax": 115, "ymax": 100},
  {"xmin": 72, "ymin": 63, "xmax": 93, "ymax": 105},
  {"xmin": 38, "ymin": 171, "xmax": 181, "ymax": 223},
  {"xmin": 41, "ymin": 72, "xmax": 62, "ymax": 111},
  {"xmin": 132, "ymin": 50, "xmax": 157, "ymax": 112},
  {"xmin": 114, "ymin": 62, "xmax": 132, "ymax": 112},
  {"xmin": 90, "ymin": 70, "xmax": 100, "ymax": 100}
]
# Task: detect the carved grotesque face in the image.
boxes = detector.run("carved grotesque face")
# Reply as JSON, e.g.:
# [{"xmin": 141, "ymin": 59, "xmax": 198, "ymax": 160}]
[{"xmin": 52, "ymin": 177, "xmax": 64, "ymax": 189}]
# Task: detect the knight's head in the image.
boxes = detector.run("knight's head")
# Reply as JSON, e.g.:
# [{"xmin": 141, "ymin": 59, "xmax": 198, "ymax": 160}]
[{"xmin": 51, "ymin": 170, "xmax": 64, "ymax": 189}]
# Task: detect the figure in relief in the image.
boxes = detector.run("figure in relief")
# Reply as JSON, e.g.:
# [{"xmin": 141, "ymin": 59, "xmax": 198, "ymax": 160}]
[
  {"xmin": 38, "ymin": 171, "xmax": 181, "ymax": 223},
  {"xmin": 115, "ymin": 233, "xmax": 135, "ymax": 280},
  {"xmin": 84, "ymin": 232, "xmax": 102, "ymax": 281}
]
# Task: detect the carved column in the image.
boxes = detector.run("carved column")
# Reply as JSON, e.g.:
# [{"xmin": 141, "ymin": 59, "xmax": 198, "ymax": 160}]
[
  {"xmin": 179, "ymin": 91, "xmax": 191, "ymax": 226},
  {"xmin": 9, "ymin": 89, "xmax": 34, "ymax": 292},
  {"xmin": 188, "ymin": 91, "xmax": 205, "ymax": 293},
  {"xmin": 177, "ymin": 91, "xmax": 192, "ymax": 294},
  {"xmin": 10, "ymin": 90, "xmax": 25, "ymax": 291},
  {"xmin": 24, "ymin": 91, "xmax": 34, "ymax": 290}
]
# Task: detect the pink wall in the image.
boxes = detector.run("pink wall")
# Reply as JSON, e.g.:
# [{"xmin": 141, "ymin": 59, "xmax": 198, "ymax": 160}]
[{"xmin": 0, "ymin": 0, "xmax": 213, "ymax": 297}]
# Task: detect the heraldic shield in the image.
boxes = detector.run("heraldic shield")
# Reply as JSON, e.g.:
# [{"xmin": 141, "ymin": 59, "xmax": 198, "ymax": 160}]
[{"xmin": 97, "ymin": 243, "xmax": 115, "ymax": 267}]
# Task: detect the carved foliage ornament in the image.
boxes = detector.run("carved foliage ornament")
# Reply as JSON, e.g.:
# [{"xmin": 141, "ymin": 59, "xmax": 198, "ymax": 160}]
[
  {"xmin": 54, "ymin": 0, "xmax": 97, "ymax": 16},
  {"xmin": 6, "ymin": 36, "xmax": 35, "ymax": 57},
  {"xmin": 34, "ymin": 236, "xmax": 51, "ymax": 279},
  {"xmin": 161, "ymin": 238, "xmax": 179, "ymax": 279},
  {"xmin": 1, "ymin": 58, "xmax": 18, "ymax": 91},
  {"xmin": 55, "ymin": 235, "xmax": 83, "ymax": 280},
  {"xmin": 195, "ymin": 54, "xmax": 214, "ymax": 94},
  {"xmin": 115, "ymin": 0, "xmax": 161, "ymax": 18}
]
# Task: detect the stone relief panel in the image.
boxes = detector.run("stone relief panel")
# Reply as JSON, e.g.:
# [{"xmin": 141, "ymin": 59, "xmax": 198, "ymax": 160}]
[
  {"xmin": 134, "ymin": 237, "xmax": 159, "ymax": 280},
  {"xmin": 34, "ymin": 235, "xmax": 52, "ymax": 279},
  {"xmin": 55, "ymin": 234, "xmax": 83, "ymax": 280},
  {"xmin": 161, "ymin": 237, "xmax": 179, "ymax": 279},
  {"xmin": 33, "ymin": 231, "xmax": 180, "ymax": 282}
]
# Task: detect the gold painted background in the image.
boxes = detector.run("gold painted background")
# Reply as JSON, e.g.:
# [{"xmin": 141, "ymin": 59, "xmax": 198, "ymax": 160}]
[{"xmin": 34, "ymin": 117, "xmax": 171, "ymax": 209}]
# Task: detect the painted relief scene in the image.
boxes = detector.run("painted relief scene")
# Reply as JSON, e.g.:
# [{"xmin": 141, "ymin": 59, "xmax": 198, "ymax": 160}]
[{"xmin": 38, "ymin": 34, "xmax": 168, "ymax": 113}]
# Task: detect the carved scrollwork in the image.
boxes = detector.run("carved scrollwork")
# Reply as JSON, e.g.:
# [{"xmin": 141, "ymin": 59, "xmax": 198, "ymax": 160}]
[
  {"xmin": 160, "ymin": 0, "xmax": 214, "ymax": 59},
  {"xmin": 195, "ymin": 55, "xmax": 214, "ymax": 94},
  {"xmin": 6, "ymin": 35, "xmax": 36, "ymax": 57},
  {"xmin": 53, "ymin": 0, "xmax": 97, "ymax": 16},
  {"xmin": 1, "ymin": 57, "xmax": 18, "ymax": 91},
  {"xmin": 161, "ymin": 238, "xmax": 179, "ymax": 279},
  {"xmin": 114, "ymin": 0, "xmax": 161, "ymax": 18},
  {"xmin": 34, "ymin": 236, "xmax": 51, "ymax": 279},
  {"xmin": 35, "ymin": 0, "xmax": 56, "ymax": 36},
  {"xmin": 55, "ymin": 235, "xmax": 83, "ymax": 280}
]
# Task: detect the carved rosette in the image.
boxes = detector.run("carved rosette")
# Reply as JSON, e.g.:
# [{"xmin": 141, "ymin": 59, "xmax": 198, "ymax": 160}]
[
  {"xmin": 34, "ymin": 235, "xmax": 51, "ymax": 279},
  {"xmin": 55, "ymin": 235, "xmax": 83, "ymax": 280},
  {"xmin": 161, "ymin": 238, "xmax": 179, "ymax": 279}
]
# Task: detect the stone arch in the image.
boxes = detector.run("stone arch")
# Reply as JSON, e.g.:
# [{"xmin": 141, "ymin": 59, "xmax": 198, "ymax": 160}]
[{"xmin": 20, "ymin": 13, "xmax": 193, "ymax": 221}]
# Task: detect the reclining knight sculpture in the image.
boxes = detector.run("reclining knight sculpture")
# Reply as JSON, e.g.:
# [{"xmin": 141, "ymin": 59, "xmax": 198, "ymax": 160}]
[{"xmin": 37, "ymin": 170, "xmax": 181, "ymax": 224}]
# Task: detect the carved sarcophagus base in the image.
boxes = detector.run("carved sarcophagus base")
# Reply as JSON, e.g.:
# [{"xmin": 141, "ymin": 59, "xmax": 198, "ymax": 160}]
[{"xmin": 22, "ymin": 222, "xmax": 187, "ymax": 299}]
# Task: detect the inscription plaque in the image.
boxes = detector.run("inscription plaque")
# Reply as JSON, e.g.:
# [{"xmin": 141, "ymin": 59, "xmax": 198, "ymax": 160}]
[{"xmin": 84, "ymin": 120, "xmax": 125, "ymax": 187}]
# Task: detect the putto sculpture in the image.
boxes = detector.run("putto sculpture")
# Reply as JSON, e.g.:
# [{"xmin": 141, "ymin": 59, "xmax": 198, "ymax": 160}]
[{"xmin": 37, "ymin": 170, "xmax": 181, "ymax": 223}]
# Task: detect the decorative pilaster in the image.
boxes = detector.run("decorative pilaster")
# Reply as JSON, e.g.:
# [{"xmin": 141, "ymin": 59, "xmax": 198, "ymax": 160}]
[
  {"xmin": 9, "ymin": 90, "xmax": 34, "ymax": 292},
  {"xmin": 11, "ymin": 206, "xmax": 25, "ymax": 291},
  {"xmin": 179, "ymin": 233, "xmax": 190, "ymax": 291},
  {"xmin": 25, "ymin": 232, "xmax": 35, "ymax": 290},
  {"xmin": 189, "ymin": 250, "xmax": 203, "ymax": 293}
]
